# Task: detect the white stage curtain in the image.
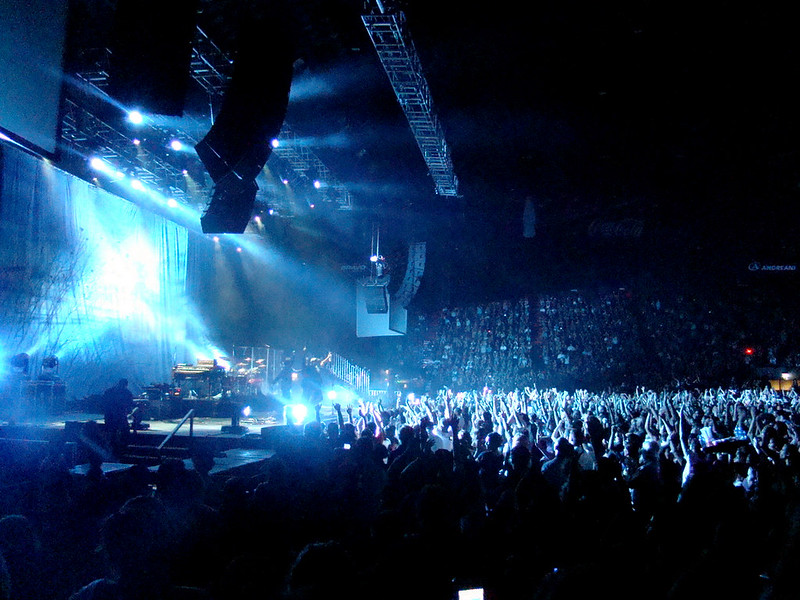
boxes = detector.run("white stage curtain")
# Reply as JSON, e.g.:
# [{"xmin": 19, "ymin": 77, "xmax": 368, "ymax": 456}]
[{"xmin": 0, "ymin": 144, "xmax": 189, "ymax": 402}]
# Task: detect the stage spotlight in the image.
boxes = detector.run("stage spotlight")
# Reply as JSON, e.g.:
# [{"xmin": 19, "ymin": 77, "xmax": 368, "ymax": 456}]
[
  {"xmin": 270, "ymin": 138, "xmax": 280, "ymax": 148},
  {"xmin": 282, "ymin": 179, "xmax": 289, "ymax": 185},
  {"xmin": 313, "ymin": 180, "xmax": 321, "ymax": 189},
  {"xmin": 127, "ymin": 110, "xmax": 143, "ymax": 124},
  {"xmin": 212, "ymin": 236, "xmax": 220, "ymax": 243},
  {"xmin": 170, "ymin": 139, "xmax": 183, "ymax": 151},
  {"xmin": 327, "ymin": 390, "xmax": 337, "ymax": 401},
  {"xmin": 132, "ymin": 138, "xmax": 141, "ymax": 146},
  {"xmin": 89, "ymin": 157, "xmax": 105, "ymax": 171},
  {"xmin": 288, "ymin": 403, "xmax": 308, "ymax": 425},
  {"xmin": 167, "ymin": 198, "xmax": 178, "ymax": 208},
  {"xmin": 131, "ymin": 179, "xmax": 144, "ymax": 191},
  {"xmin": 242, "ymin": 405, "xmax": 252, "ymax": 418}
]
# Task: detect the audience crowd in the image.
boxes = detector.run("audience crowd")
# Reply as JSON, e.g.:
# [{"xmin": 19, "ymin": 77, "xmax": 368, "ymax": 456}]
[
  {"xmin": 403, "ymin": 283, "xmax": 798, "ymax": 393},
  {"xmin": 1, "ymin": 282, "xmax": 800, "ymax": 600},
  {"xmin": 1, "ymin": 382, "xmax": 800, "ymax": 599}
]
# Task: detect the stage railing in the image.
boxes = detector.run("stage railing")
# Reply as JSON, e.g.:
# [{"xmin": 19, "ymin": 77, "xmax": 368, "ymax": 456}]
[
  {"xmin": 158, "ymin": 409, "xmax": 195, "ymax": 454},
  {"xmin": 327, "ymin": 353, "xmax": 371, "ymax": 396}
]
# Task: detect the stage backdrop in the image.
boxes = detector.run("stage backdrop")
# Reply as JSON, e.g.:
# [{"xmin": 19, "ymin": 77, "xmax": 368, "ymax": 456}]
[{"xmin": 0, "ymin": 144, "xmax": 196, "ymax": 402}]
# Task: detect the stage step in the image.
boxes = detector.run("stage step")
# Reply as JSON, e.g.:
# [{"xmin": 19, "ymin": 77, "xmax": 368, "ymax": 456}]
[{"xmin": 121, "ymin": 444, "xmax": 192, "ymax": 462}]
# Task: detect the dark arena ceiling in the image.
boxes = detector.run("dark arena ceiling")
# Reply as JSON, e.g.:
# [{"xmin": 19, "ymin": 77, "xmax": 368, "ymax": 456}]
[{"xmin": 59, "ymin": 0, "xmax": 800, "ymax": 307}]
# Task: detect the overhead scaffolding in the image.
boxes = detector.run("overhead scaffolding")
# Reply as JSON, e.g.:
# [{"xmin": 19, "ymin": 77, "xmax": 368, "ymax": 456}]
[
  {"xmin": 362, "ymin": 2, "xmax": 459, "ymax": 197},
  {"xmin": 65, "ymin": 25, "xmax": 353, "ymax": 212}
]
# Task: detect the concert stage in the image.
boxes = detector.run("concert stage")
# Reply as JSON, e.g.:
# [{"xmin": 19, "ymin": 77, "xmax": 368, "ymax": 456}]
[{"xmin": 0, "ymin": 405, "xmax": 318, "ymax": 488}]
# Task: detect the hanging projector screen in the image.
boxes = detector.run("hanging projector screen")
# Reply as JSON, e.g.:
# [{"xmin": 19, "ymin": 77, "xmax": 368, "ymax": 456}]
[{"xmin": 0, "ymin": 0, "xmax": 68, "ymax": 155}]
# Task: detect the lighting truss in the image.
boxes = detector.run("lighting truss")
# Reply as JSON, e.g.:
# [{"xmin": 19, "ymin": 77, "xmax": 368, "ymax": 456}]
[
  {"xmin": 271, "ymin": 125, "xmax": 353, "ymax": 210},
  {"xmin": 362, "ymin": 3, "xmax": 459, "ymax": 197},
  {"xmin": 65, "ymin": 25, "xmax": 354, "ymax": 211},
  {"xmin": 189, "ymin": 27, "xmax": 234, "ymax": 97},
  {"xmin": 176, "ymin": 26, "xmax": 352, "ymax": 210},
  {"xmin": 184, "ymin": 27, "xmax": 354, "ymax": 210},
  {"xmin": 187, "ymin": 34, "xmax": 353, "ymax": 210},
  {"xmin": 60, "ymin": 98, "xmax": 197, "ymax": 203},
  {"xmin": 67, "ymin": 48, "xmax": 207, "ymax": 205}
]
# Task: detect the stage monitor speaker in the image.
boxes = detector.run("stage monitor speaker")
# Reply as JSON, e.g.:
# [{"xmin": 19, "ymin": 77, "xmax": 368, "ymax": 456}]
[{"xmin": 107, "ymin": 0, "xmax": 199, "ymax": 116}]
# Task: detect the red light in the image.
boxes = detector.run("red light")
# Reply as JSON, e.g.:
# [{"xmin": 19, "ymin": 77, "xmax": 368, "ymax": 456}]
[{"xmin": 744, "ymin": 347, "xmax": 754, "ymax": 356}]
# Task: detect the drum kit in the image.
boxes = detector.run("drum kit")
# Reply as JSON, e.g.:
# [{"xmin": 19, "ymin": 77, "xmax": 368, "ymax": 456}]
[{"xmin": 233, "ymin": 357, "xmax": 266, "ymax": 391}]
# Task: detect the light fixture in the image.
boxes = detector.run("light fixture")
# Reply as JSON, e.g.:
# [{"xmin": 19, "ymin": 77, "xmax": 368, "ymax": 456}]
[{"xmin": 127, "ymin": 110, "xmax": 143, "ymax": 125}]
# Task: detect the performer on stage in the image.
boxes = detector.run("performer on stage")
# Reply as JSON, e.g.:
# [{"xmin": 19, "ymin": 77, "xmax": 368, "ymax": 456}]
[{"xmin": 102, "ymin": 378, "xmax": 135, "ymax": 455}]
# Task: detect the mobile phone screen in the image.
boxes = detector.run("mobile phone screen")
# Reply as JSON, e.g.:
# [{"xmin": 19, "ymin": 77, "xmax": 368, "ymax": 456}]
[{"xmin": 458, "ymin": 588, "xmax": 484, "ymax": 600}]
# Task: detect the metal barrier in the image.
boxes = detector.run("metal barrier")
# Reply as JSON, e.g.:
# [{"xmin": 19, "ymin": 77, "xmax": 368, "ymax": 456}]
[
  {"xmin": 157, "ymin": 409, "xmax": 195, "ymax": 454},
  {"xmin": 327, "ymin": 353, "xmax": 371, "ymax": 396}
]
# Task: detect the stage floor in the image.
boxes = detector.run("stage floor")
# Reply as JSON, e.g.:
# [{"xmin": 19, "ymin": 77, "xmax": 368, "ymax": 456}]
[
  {"xmin": 1, "ymin": 411, "xmax": 285, "ymax": 437},
  {"xmin": 1, "ymin": 411, "xmax": 281, "ymax": 479},
  {"xmin": 69, "ymin": 447, "xmax": 276, "ymax": 478}
]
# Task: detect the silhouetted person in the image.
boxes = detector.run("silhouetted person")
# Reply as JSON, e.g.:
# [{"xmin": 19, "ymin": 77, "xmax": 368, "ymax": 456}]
[
  {"xmin": 102, "ymin": 379, "xmax": 134, "ymax": 456},
  {"xmin": 0, "ymin": 515, "xmax": 44, "ymax": 600},
  {"xmin": 68, "ymin": 495, "xmax": 209, "ymax": 599}
]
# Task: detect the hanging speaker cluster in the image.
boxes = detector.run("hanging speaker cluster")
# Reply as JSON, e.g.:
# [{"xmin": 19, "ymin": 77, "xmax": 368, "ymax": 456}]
[
  {"xmin": 196, "ymin": 2, "xmax": 296, "ymax": 234},
  {"xmin": 105, "ymin": 0, "xmax": 297, "ymax": 234}
]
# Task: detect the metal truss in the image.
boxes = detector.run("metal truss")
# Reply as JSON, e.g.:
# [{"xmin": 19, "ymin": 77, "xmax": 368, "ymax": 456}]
[
  {"xmin": 60, "ymin": 98, "xmax": 198, "ymax": 204},
  {"xmin": 271, "ymin": 125, "xmax": 353, "ymax": 210},
  {"xmin": 68, "ymin": 25, "xmax": 353, "ymax": 212},
  {"xmin": 189, "ymin": 27, "xmax": 234, "ymax": 97},
  {"xmin": 362, "ymin": 5, "xmax": 459, "ymax": 197}
]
